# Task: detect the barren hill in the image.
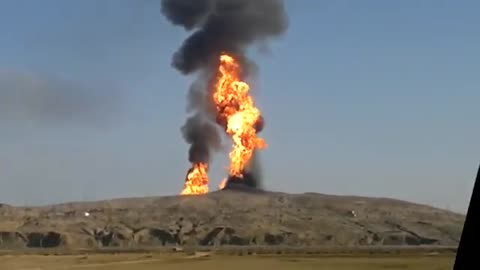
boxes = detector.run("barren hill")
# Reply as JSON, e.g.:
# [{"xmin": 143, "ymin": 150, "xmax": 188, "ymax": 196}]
[{"xmin": 0, "ymin": 190, "xmax": 465, "ymax": 250}]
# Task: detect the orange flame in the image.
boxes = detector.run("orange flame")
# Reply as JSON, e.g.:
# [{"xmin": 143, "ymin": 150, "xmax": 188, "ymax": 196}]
[
  {"xmin": 179, "ymin": 53, "xmax": 266, "ymax": 195},
  {"xmin": 180, "ymin": 163, "xmax": 209, "ymax": 195},
  {"xmin": 213, "ymin": 54, "xmax": 267, "ymax": 178},
  {"xmin": 218, "ymin": 178, "xmax": 227, "ymax": 190}
]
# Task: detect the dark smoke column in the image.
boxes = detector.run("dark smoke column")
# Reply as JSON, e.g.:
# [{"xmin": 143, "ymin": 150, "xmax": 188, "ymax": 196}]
[
  {"xmin": 161, "ymin": 0, "xmax": 288, "ymax": 190},
  {"xmin": 181, "ymin": 113, "xmax": 221, "ymax": 166}
]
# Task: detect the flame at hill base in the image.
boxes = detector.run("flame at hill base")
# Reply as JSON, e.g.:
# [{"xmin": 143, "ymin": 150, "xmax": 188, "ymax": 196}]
[
  {"xmin": 159, "ymin": 0, "xmax": 288, "ymax": 196},
  {"xmin": 181, "ymin": 163, "xmax": 209, "ymax": 195},
  {"xmin": 213, "ymin": 54, "xmax": 267, "ymax": 177},
  {"xmin": 180, "ymin": 53, "xmax": 266, "ymax": 195}
]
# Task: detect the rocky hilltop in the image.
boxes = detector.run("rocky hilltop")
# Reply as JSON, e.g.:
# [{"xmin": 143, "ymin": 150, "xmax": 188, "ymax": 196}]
[{"xmin": 0, "ymin": 190, "xmax": 465, "ymax": 250}]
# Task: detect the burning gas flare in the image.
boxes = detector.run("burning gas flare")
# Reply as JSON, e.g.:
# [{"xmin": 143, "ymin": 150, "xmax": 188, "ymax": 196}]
[
  {"xmin": 213, "ymin": 54, "xmax": 267, "ymax": 178},
  {"xmin": 180, "ymin": 53, "xmax": 266, "ymax": 195},
  {"xmin": 218, "ymin": 178, "xmax": 227, "ymax": 190},
  {"xmin": 162, "ymin": 0, "xmax": 287, "ymax": 196},
  {"xmin": 181, "ymin": 163, "xmax": 209, "ymax": 195}
]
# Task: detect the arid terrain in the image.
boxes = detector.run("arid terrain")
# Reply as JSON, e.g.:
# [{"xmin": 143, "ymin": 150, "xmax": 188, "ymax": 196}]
[
  {"xmin": 0, "ymin": 189, "xmax": 465, "ymax": 250},
  {"xmin": 0, "ymin": 252, "xmax": 457, "ymax": 270}
]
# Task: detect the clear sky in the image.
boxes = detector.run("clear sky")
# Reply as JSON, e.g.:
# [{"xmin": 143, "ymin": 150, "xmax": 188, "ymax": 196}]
[{"xmin": 0, "ymin": 0, "xmax": 478, "ymax": 213}]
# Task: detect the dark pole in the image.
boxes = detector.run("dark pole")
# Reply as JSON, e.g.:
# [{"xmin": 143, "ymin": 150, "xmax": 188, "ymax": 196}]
[{"xmin": 453, "ymin": 164, "xmax": 480, "ymax": 269}]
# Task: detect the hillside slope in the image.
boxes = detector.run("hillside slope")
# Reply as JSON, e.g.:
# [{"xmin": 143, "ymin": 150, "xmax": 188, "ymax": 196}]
[{"xmin": 0, "ymin": 190, "xmax": 465, "ymax": 249}]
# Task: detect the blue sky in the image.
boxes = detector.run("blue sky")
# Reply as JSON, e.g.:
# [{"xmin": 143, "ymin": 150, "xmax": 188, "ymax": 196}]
[{"xmin": 0, "ymin": 0, "xmax": 478, "ymax": 213}]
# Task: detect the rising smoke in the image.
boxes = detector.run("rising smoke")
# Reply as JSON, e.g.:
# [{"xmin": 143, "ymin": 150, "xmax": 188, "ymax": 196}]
[
  {"xmin": 181, "ymin": 113, "xmax": 221, "ymax": 164},
  {"xmin": 161, "ymin": 0, "xmax": 288, "ymax": 74},
  {"xmin": 161, "ymin": 0, "xmax": 288, "ymax": 188}
]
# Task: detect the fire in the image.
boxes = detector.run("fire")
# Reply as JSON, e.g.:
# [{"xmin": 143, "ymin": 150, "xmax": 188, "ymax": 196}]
[
  {"xmin": 213, "ymin": 54, "xmax": 267, "ymax": 178},
  {"xmin": 218, "ymin": 178, "xmax": 227, "ymax": 190},
  {"xmin": 179, "ymin": 53, "xmax": 266, "ymax": 195},
  {"xmin": 180, "ymin": 163, "xmax": 209, "ymax": 195}
]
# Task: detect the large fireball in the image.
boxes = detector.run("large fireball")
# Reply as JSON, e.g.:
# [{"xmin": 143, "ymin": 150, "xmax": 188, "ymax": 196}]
[
  {"xmin": 180, "ymin": 53, "xmax": 266, "ymax": 194},
  {"xmin": 213, "ymin": 54, "xmax": 267, "ymax": 178},
  {"xmin": 181, "ymin": 162, "xmax": 209, "ymax": 195}
]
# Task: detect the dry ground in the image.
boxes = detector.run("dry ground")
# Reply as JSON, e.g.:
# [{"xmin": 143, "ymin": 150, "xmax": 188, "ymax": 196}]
[
  {"xmin": 0, "ymin": 252, "xmax": 455, "ymax": 270},
  {"xmin": 0, "ymin": 190, "xmax": 464, "ymax": 249}
]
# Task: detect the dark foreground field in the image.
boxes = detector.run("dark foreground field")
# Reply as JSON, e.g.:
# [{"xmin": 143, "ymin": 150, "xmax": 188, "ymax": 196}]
[{"xmin": 0, "ymin": 252, "xmax": 455, "ymax": 270}]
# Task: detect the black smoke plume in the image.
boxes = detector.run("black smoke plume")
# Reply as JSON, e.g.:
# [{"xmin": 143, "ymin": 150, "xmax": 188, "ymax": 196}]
[
  {"xmin": 161, "ymin": 0, "xmax": 288, "ymax": 188},
  {"xmin": 181, "ymin": 113, "xmax": 221, "ymax": 164},
  {"xmin": 161, "ymin": 0, "xmax": 288, "ymax": 74}
]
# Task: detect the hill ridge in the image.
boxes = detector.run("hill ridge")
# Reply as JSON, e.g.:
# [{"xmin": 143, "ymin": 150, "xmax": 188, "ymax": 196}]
[{"xmin": 0, "ymin": 191, "xmax": 465, "ymax": 250}]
